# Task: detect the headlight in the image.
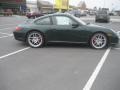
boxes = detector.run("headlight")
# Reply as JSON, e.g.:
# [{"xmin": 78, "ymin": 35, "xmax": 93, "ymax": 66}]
[
  {"xmin": 107, "ymin": 29, "xmax": 118, "ymax": 37},
  {"xmin": 110, "ymin": 29, "xmax": 119, "ymax": 36},
  {"xmin": 111, "ymin": 29, "xmax": 117, "ymax": 33}
]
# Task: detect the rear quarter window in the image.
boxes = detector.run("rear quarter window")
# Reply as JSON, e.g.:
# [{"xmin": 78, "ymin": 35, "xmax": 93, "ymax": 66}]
[{"xmin": 35, "ymin": 17, "xmax": 51, "ymax": 25}]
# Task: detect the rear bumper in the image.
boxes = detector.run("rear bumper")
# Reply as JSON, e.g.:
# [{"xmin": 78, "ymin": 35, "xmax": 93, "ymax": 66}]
[{"xmin": 13, "ymin": 31, "xmax": 26, "ymax": 42}]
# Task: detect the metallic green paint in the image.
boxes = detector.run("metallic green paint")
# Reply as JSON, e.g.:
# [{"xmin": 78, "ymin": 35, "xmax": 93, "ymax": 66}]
[{"xmin": 13, "ymin": 13, "xmax": 119, "ymax": 46}]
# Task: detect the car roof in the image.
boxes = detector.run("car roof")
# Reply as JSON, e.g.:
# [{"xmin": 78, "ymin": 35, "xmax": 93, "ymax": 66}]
[
  {"xmin": 32, "ymin": 13, "xmax": 86, "ymax": 25},
  {"xmin": 34, "ymin": 13, "xmax": 72, "ymax": 20}
]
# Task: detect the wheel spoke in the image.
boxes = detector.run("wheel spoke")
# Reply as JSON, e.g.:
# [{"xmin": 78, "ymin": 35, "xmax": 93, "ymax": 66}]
[
  {"xmin": 91, "ymin": 33, "xmax": 107, "ymax": 49},
  {"xmin": 28, "ymin": 32, "xmax": 43, "ymax": 47}
]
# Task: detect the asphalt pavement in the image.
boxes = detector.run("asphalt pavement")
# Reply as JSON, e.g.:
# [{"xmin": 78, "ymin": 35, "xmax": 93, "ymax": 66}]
[{"xmin": 0, "ymin": 15, "xmax": 120, "ymax": 90}]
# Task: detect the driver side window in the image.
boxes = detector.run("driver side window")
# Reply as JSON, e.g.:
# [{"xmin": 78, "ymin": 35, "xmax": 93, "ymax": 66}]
[{"xmin": 54, "ymin": 16, "xmax": 77, "ymax": 25}]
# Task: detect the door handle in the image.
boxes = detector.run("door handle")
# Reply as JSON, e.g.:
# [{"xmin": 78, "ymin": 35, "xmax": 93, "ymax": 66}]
[{"xmin": 52, "ymin": 29, "xmax": 57, "ymax": 30}]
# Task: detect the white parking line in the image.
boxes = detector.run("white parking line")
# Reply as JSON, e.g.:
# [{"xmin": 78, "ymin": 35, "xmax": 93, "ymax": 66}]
[
  {"xmin": 0, "ymin": 24, "xmax": 17, "ymax": 27},
  {"xmin": 114, "ymin": 48, "xmax": 120, "ymax": 50},
  {"xmin": 83, "ymin": 47, "xmax": 111, "ymax": 90},
  {"xmin": 0, "ymin": 32, "xmax": 12, "ymax": 36},
  {"xmin": 0, "ymin": 35, "xmax": 13, "ymax": 39},
  {"xmin": 111, "ymin": 19, "xmax": 120, "ymax": 22},
  {"xmin": 0, "ymin": 47, "xmax": 30, "ymax": 62},
  {"xmin": 0, "ymin": 27, "xmax": 15, "ymax": 30}
]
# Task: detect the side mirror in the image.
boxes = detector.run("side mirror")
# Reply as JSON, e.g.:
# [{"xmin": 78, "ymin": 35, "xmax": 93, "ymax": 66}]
[
  {"xmin": 87, "ymin": 22, "xmax": 90, "ymax": 25},
  {"xmin": 72, "ymin": 23, "xmax": 79, "ymax": 28}
]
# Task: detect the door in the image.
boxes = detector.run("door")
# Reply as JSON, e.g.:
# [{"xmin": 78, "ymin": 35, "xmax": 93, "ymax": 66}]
[{"xmin": 47, "ymin": 15, "xmax": 87, "ymax": 43}]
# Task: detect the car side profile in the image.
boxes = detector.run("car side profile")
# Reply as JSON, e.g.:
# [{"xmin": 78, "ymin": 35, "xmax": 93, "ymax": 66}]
[{"xmin": 13, "ymin": 13, "xmax": 119, "ymax": 49}]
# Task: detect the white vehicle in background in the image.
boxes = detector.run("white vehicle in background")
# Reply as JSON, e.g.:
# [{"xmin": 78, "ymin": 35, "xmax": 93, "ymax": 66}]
[{"xmin": 109, "ymin": 11, "xmax": 118, "ymax": 16}]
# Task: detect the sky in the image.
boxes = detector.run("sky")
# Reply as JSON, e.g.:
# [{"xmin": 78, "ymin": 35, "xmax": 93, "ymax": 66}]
[{"xmin": 27, "ymin": 0, "xmax": 120, "ymax": 10}]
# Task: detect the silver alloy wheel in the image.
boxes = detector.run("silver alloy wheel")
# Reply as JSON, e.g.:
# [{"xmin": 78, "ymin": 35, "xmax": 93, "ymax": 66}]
[
  {"xmin": 27, "ymin": 32, "xmax": 43, "ymax": 48},
  {"xmin": 91, "ymin": 33, "xmax": 107, "ymax": 49}
]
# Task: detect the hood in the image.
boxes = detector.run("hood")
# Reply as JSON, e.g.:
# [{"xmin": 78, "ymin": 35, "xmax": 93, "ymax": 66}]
[
  {"xmin": 87, "ymin": 24, "xmax": 107, "ymax": 29},
  {"xmin": 85, "ymin": 23, "xmax": 117, "ymax": 35}
]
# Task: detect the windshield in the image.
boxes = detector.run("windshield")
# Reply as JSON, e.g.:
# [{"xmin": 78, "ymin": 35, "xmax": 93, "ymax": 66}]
[{"xmin": 74, "ymin": 16, "xmax": 86, "ymax": 25}]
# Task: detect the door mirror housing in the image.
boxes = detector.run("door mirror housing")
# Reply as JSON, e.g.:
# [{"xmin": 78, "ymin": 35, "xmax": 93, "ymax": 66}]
[
  {"xmin": 72, "ymin": 23, "xmax": 79, "ymax": 28},
  {"xmin": 87, "ymin": 22, "xmax": 90, "ymax": 25}
]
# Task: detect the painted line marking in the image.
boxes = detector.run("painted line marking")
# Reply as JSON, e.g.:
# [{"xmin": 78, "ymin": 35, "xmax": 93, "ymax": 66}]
[
  {"xmin": 114, "ymin": 48, "xmax": 120, "ymax": 50},
  {"xmin": 0, "ymin": 24, "xmax": 17, "ymax": 27},
  {"xmin": 83, "ymin": 47, "xmax": 111, "ymax": 90},
  {"xmin": 0, "ymin": 35, "xmax": 13, "ymax": 39},
  {"xmin": 0, "ymin": 27, "xmax": 15, "ymax": 30},
  {"xmin": 0, "ymin": 32, "xmax": 12, "ymax": 36},
  {"xmin": 0, "ymin": 47, "xmax": 30, "ymax": 62}
]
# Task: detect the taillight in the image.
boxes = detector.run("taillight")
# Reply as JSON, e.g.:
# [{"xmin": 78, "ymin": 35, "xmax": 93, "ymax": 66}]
[{"xmin": 15, "ymin": 27, "xmax": 22, "ymax": 31}]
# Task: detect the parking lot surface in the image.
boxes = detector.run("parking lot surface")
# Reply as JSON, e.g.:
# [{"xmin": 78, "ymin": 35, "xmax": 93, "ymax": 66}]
[{"xmin": 0, "ymin": 16, "xmax": 120, "ymax": 90}]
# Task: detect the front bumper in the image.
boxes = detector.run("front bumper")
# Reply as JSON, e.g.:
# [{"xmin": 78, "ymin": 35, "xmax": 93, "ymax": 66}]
[{"xmin": 109, "ymin": 35, "xmax": 119, "ymax": 45}]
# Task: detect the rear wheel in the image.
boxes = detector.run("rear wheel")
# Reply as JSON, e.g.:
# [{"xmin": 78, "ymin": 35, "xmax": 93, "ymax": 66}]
[
  {"xmin": 27, "ymin": 31, "xmax": 44, "ymax": 48},
  {"xmin": 90, "ymin": 33, "xmax": 108, "ymax": 49}
]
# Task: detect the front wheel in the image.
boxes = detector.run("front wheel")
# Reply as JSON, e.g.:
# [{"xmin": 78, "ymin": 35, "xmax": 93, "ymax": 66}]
[
  {"xmin": 27, "ymin": 31, "xmax": 44, "ymax": 48},
  {"xmin": 90, "ymin": 33, "xmax": 108, "ymax": 49}
]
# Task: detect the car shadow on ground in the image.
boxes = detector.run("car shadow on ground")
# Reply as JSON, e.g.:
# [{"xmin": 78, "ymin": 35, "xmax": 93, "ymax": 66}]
[
  {"xmin": 19, "ymin": 42, "xmax": 91, "ymax": 49},
  {"xmin": 18, "ymin": 42, "xmax": 120, "ymax": 50},
  {"xmin": 45, "ymin": 43, "xmax": 90, "ymax": 49},
  {"xmin": 15, "ymin": 41, "xmax": 29, "ymax": 47}
]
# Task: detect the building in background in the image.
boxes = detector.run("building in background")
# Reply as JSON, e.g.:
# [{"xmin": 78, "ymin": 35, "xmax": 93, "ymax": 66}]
[
  {"xmin": 26, "ymin": 0, "xmax": 53, "ymax": 13},
  {"xmin": 0, "ymin": 0, "xmax": 26, "ymax": 14},
  {"xmin": 26, "ymin": 0, "xmax": 74, "ymax": 13},
  {"xmin": 37, "ymin": 0, "xmax": 53, "ymax": 13},
  {"xmin": 78, "ymin": 1, "xmax": 86, "ymax": 10},
  {"xmin": 26, "ymin": 0, "xmax": 38, "ymax": 12}
]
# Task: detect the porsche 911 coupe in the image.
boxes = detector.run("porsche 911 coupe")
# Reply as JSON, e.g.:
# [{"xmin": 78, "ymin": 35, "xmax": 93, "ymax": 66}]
[{"xmin": 13, "ymin": 13, "xmax": 119, "ymax": 49}]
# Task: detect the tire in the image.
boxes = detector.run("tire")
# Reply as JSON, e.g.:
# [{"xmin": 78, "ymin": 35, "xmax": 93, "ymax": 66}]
[
  {"xmin": 26, "ymin": 31, "xmax": 44, "ymax": 48},
  {"xmin": 90, "ymin": 33, "xmax": 108, "ymax": 49}
]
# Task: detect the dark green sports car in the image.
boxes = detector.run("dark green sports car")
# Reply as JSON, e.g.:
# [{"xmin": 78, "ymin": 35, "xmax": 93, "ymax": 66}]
[{"xmin": 13, "ymin": 13, "xmax": 119, "ymax": 49}]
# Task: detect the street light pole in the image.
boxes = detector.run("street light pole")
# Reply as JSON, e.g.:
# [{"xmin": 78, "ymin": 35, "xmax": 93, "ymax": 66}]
[
  {"xmin": 67, "ymin": 0, "xmax": 69, "ymax": 11},
  {"xmin": 53, "ymin": 0, "xmax": 54, "ymax": 12},
  {"xmin": 103, "ymin": 0, "xmax": 105, "ymax": 8}
]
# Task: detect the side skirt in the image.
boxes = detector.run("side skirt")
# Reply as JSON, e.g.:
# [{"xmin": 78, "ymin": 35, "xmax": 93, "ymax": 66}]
[{"xmin": 47, "ymin": 41, "xmax": 87, "ymax": 44}]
